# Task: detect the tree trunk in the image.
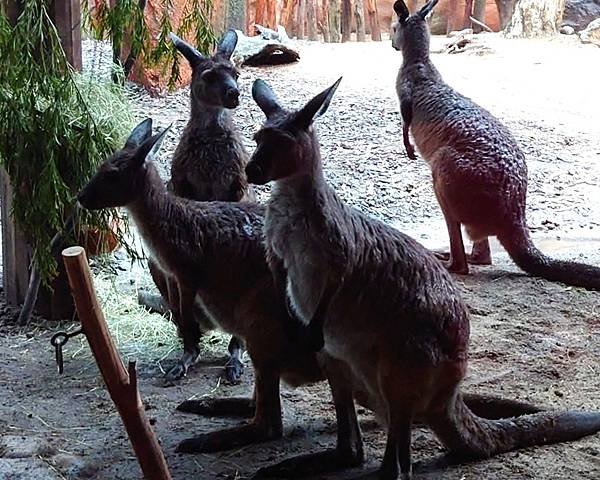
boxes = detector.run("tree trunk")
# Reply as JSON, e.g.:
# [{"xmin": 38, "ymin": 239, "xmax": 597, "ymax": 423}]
[
  {"xmin": 321, "ymin": 0, "xmax": 331, "ymax": 41},
  {"xmin": 226, "ymin": 0, "xmax": 247, "ymax": 31},
  {"xmin": 495, "ymin": 0, "xmax": 517, "ymax": 30},
  {"xmin": 472, "ymin": 0, "xmax": 486, "ymax": 32},
  {"xmin": 307, "ymin": 0, "xmax": 319, "ymax": 40},
  {"xmin": 328, "ymin": 0, "xmax": 341, "ymax": 42},
  {"xmin": 298, "ymin": 0, "xmax": 306, "ymax": 38},
  {"xmin": 366, "ymin": 0, "xmax": 381, "ymax": 41},
  {"xmin": 255, "ymin": 0, "xmax": 267, "ymax": 26},
  {"xmin": 354, "ymin": 0, "xmax": 365, "ymax": 41},
  {"xmin": 505, "ymin": 0, "xmax": 565, "ymax": 37},
  {"xmin": 266, "ymin": 0, "xmax": 277, "ymax": 28},
  {"xmin": 341, "ymin": 0, "xmax": 353, "ymax": 42},
  {"xmin": 281, "ymin": 0, "xmax": 298, "ymax": 32}
]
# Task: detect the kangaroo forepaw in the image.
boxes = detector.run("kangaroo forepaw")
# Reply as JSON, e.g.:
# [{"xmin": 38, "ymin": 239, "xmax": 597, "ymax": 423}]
[
  {"xmin": 405, "ymin": 143, "xmax": 417, "ymax": 160},
  {"xmin": 224, "ymin": 356, "xmax": 244, "ymax": 384}
]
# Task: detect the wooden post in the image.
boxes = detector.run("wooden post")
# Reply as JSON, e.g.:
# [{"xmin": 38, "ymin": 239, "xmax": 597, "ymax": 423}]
[
  {"xmin": 51, "ymin": 0, "xmax": 82, "ymax": 70},
  {"xmin": 0, "ymin": 169, "xmax": 30, "ymax": 306},
  {"xmin": 62, "ymin": 246, "xmax": 172, "ymax": 480},
  {"xmin": 341, "ymin": 0, "xmax": 352, "ymax": 42},
  {"xmin": 366, "ymin": 0, "xmax": 381, "ymax": 41},
  {"xmin": 307, "ymin": 0, "xmax": 318, "ymax": 40},
  {"xmin": 354, "ymin": 0, "xmax": 365, "ymax": 42},
  {"xmin": 328, "ymin": 0, "xmax": 341, "ymax": 42}
]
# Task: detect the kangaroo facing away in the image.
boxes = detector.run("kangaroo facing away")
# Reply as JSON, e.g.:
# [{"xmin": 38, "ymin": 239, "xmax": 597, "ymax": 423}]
[
  {"xmin": 78, "ymin": 120, "xmax": 542, "ymax": 475},
  {"xmin": 140, "ymin": 30, "xmax": 254, "ymax": 383},
  {"xmin": 393, "ymin": 0, "xmax": 600, "ymax": 290},
  {"xmin": 246, "ymin": 78, "xmax": 600, "ymax": 479}
]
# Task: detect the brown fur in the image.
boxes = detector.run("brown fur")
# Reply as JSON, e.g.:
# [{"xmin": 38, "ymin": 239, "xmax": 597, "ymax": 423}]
[
  {"xmin": 148, "ymin": 31, "xmax": 255, "ymax": 382},
  {"xmin": 392, "ymin": 0, "xmax": 600, "ymax": 290},
  {"xmin": 247, "ymin": 75, "xmax": 600, "ymax": 479}
]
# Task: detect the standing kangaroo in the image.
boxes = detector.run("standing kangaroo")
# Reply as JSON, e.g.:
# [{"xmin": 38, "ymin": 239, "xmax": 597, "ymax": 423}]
[
  {"xmin": 393, "ymin": 0, "xmax": 600, "ymax": 289},
  {"xmin": 246, "ymin": 78, "xmax": 600, "ymax": 479},
  {"xmin": 79, "ymin": 120, "xmax": 541, "ymax": 472},
  {"xmin": 140, "ymin": 30, "xmax": 253, "ymax": 382}
]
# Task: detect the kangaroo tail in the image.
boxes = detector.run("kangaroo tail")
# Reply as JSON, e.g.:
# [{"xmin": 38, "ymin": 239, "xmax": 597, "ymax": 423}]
[
  {"xmin": 462, "ymin": 393, "xmax": 544, "ymax": 420},
  {"xmin": 430, "ymin": 393, "xmax": 600, "ymax": 459},
  {"xmin": 498, "ymin": 224, "xmax": 600, "ymax": 290}
]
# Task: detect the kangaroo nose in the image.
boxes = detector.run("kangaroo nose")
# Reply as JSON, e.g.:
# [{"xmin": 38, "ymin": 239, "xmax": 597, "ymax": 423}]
[{"xmin": 225, "ymin": 88, "xmax": 239, "ymax": 107}]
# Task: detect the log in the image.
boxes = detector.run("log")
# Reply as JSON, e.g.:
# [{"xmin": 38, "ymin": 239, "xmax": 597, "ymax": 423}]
[
  {"xmin": 366, "ymin": 0, "xmax": 381, "ymax": 41},
  {"xmin": 328, "ymin": 0, "xmax": 341, "ymax": 42},
  {"xmin": 354, "ymin": 0, "xmax": 366, "ymax": 42},
  {"xmin": 62, "ymin": 246, "xmax": 172, "ymax": 480},
  {"xmin": 307, "ymin": 0, "xmax": 319, "ymax": 40},
  {"xmin": 341, "ymin": 0, "xmax": 353, "ymax": 42}
]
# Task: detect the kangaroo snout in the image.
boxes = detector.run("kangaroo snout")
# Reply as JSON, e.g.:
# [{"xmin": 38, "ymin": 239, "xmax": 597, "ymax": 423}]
[
  {"xmin": 224, "ymin": 87, "xmax": 240, "ymax": 108},
  {"xmin": 245, "ymin": 162, "xmax": 265, "ymax": 185}
]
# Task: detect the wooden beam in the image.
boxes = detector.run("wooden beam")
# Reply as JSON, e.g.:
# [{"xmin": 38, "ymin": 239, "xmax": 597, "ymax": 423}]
[{"xmin": 62, "ymin": 246, "xmax": 172, "ymax": 480}]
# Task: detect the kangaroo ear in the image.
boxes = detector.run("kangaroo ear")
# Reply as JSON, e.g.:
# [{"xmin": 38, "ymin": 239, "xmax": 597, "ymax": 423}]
[
  {"xmin": 252, "ymin": 79, "xmax": 283, "ymax": 119},
  {"xmin": 125, "ymin": 118, "xmax": 153, "ymax": 149},
  {"xmin": 216, "ymin": 30, "xmax": 238, "ymax": 59},
  {"xmin": 169, "ymin": 32, "xmax": 204, "ymax": 67},
  {"xmin": 133, "ymin": 125, "xmax": 171, "ymax": 166},
  {"xmin": 393, "ymin": 0, "xmax": 410, "ymax": 23},
  {"xmin": 293, "ymin": 77, "xmax": 342, "ymax": 130},
  {"xmin": 418, "ymin": 0, "xmax": 439, "ymax": 19}
]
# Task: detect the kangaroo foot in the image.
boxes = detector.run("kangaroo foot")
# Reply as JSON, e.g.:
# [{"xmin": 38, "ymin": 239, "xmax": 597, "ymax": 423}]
[
  {"xmin": 164, "ymin": 349, "xmax": 199, "ymax": 383},
  {"xmin": 433, "ymin": 250, "xmax": 490, "ymax": 266},
  {"xmin": 224, "ymin": 356, "xmax": 244, "ymax": 384},
  {"xmin": 443, "ymin": 259, "xmax": 469, "ymax": 275},
  {"xmin": 177, "ymin": 397, "xmax": 255, "ymax": 417},
  {"xmin": 176, "ymin": 422, "xmax": 281, "ymax": 454},
  {"xmin": 252, "ymin": 448, "xmax": 364, "ymax": 479},
  {"xmin": 138, "ymin": 291, "xmax": 170, "ymax": 316}
]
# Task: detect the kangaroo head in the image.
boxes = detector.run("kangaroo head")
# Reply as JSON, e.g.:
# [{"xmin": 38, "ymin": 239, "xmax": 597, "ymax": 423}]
[
  {"xmin": 391, "ymin": 0, "xmax": 438, "ymax": 53},
  {"xmin": 170, "ymin": 30, "xmax": 240, "ymax": 109},
  {"xmin": 78, "ymin": 119, "xmax": 169, "ymax": 210},
  {"xmin": 246, "ymin": 77, "xmax": 341, "ymax": 185}
]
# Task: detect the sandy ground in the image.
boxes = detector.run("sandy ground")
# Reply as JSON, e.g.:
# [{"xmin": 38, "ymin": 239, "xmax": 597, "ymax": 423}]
[{"xmin": 1, "ymin": 33, "xmax": 600, "ymax": 479}]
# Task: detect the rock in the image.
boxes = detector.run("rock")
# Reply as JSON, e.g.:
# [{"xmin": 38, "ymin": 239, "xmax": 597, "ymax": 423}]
[
  {"xmin": 562, "ymin": 0, "xmax": 600, "ymax": 31},
  {"xmin": 0, "ymin": 458, "xmax": 61, "ymax": 479},
  {"xmin": 51, "ymin": 453, "xmax": 98, "ymax": 479},
  {"xmin": 579, "ymin": 18, "xmax": 600, "ymax": 46},
  {"xmin": 0, "ymin": 435, "xmax": 56, "ymax": 459},
  {"xmin": 560, "ymin": 25, "xmax": 576, "ymax": 34}
]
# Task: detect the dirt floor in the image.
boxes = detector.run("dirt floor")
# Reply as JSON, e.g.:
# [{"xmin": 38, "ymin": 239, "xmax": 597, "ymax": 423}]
[{"xmin": 1, "ymin": 33, "xmax": 600, "ymax": 479}]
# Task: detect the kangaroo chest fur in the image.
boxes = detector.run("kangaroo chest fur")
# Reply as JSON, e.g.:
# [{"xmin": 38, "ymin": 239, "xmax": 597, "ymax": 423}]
[{"xmin": 265, "ymin": 186, "xmax": 331, "ymax": 325}]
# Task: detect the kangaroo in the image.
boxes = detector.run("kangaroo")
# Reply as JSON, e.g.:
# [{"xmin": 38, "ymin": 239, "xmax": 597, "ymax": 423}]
[
  {"xmin": 392, "ymin": 0, "xmax": 600, "ymax": 289},
  {"xmin": 79, "ymin": 120, "xmax": 542, "ymax": 473},
  {"xmin": 246, "ymin": 78, "xmax": 600, "ymax": 479},
  {"xmin": 140, "ymin": 30, "xmax": 254, "ymax": 383}
]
